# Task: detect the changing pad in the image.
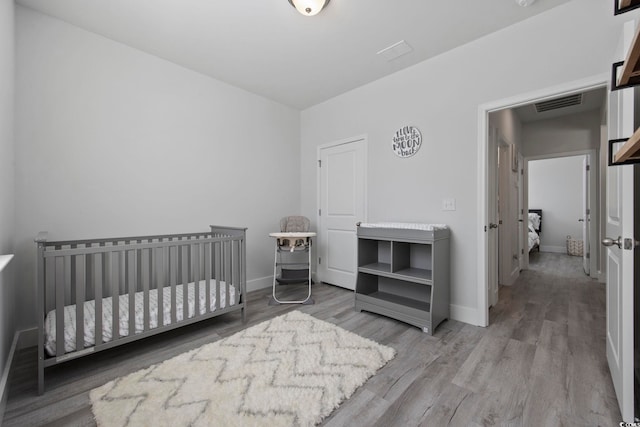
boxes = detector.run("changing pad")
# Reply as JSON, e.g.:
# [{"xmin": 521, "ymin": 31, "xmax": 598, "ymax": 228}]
[{"xmin": 358, "ymin": 222, "xmax": 448, "ymax": 231}]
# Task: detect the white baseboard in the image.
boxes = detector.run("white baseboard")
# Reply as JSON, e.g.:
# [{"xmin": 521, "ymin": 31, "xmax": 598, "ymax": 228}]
[
  {"xmin": 246, "ymin": 276, "xmax": 272, "ymax": 292},
  {"xmin": 247, "ymin": 272, "xmax": 319, "ymax": 293},
  {"xmin": 0, "ymin": 332, "xmax": 20, "ymax": 426},
  {"xmin": 539, "ymin": 245, "xmax": 566, "ymax": 254},
  {"xmin": 450, "ymin": 304, "xmax": 478, "ymax": 326},
  {"xmin": 18, "ymin": 328, "xmax": 37, "ymax": 349}
]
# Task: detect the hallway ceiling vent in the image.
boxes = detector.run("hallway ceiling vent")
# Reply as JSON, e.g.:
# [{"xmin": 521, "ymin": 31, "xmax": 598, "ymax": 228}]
[{"xmin": 534, "ymin": 94, "xmax": 583, "ymax": 113}]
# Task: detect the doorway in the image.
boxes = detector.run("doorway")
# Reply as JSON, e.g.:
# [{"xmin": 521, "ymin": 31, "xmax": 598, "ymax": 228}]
[
  {"xmin": 525, "ymin": 153, "xmax": 596, "ymax": 276},
  {"xmin": 477, "ymin": 76, "xmax": 608, "ymax": 326}
]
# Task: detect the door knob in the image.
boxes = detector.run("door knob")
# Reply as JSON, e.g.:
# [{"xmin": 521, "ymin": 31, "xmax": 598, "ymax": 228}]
[
  {"xmin": 602, "ymin": 236, "xmax": 622, "ymax": 248},
  {"xmin": 578, "ymin": 219, "xmax": 584, "ymax": 222},
  {"xmin": 489, "ymin": 223, "xmax": 498, "ymax": 229}
]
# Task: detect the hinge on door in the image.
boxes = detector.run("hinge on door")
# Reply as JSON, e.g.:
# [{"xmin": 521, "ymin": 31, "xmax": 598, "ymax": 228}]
[
  {"xmin": 521, "ymin": 248, "xmax": 524, "ymax": 255},
  {"xmin": 586, "ymin": 252, "xmax": 590, "ymax": 259},
  {"xmin": 318, "ymin": 257, "xmax": 321, "ymax": 265},
  {"xmin": 586, "ymin": 208, "xmax": 590, "ymax": 215},
  {"xmin": 586, "ymin": 164, "xmax": 590, "ymax": 171},
  {"xmin": 318, "ymin": 209, "xmax": 321, "ymax": 216},
  {"xmin": 318, "ymin": 160, "xmax": 321, "ymax": 167}
]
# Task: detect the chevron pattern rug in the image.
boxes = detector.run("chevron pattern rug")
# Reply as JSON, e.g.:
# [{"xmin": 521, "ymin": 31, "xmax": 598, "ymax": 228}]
[{"xmin": 90, "ymin": 311, "xmax": 396, "ymax": 427}]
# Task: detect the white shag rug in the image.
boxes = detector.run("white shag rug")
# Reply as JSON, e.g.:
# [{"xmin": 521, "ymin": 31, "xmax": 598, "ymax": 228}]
[{"xmin": 90, "ymin": 311, "xmax": 396, "ymax": 427}]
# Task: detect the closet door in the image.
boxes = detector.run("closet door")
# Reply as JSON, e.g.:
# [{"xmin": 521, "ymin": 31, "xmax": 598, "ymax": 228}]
[{"xmin": 317, "ymin": 137, "xmax": 367, "ymax": 290}]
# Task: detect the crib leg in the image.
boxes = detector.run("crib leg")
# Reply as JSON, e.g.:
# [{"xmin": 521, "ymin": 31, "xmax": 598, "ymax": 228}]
[{"xmin": 38, "ymin": 357, "xmax": 44, "ymax": 395}]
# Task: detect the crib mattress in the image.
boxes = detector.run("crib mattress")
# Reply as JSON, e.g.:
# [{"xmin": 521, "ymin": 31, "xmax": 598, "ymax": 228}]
[{"xmin": 44, "ymin": 280, "xmax": 236, "ymax": 356}]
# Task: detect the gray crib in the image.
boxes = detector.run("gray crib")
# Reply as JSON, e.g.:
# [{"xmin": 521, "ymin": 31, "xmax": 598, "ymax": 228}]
[{"xmin": 35, "ymin": 225, "xmax": 247, "ymax": 394}]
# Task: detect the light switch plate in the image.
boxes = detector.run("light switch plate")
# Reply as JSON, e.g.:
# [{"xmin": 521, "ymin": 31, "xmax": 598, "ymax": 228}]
[{"xmin": 442, "ymin": 198, "xmax": 456, "ymax": 211}]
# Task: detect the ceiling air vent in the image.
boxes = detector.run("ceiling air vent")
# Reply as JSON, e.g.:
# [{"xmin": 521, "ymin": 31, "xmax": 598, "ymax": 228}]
[{"xmin": 534, "ymin": 94, "xmax": 583, "ymax": 113}]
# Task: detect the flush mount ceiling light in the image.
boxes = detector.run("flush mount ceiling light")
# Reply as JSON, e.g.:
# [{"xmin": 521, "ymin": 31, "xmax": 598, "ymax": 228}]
[{"xmin": 288, "ymin": 0, "xmax": 330, "ymax": 16}]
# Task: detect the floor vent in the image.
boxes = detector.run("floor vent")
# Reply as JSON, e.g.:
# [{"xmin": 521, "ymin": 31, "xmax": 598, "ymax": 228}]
[{"xmin": 534, "ymin": 94, "xmax": 583, "ymax": 113}]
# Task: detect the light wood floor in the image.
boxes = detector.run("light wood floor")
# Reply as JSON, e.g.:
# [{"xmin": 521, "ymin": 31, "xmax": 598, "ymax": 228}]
[{"xmin": 3, "ymin": 253, "xmax": 621, "ymax": 426}]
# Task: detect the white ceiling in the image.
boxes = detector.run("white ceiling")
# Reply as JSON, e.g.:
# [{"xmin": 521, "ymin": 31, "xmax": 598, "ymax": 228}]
[{"xmin": 17, "ymin": 0, "xmax": 573, "ymax": 109}]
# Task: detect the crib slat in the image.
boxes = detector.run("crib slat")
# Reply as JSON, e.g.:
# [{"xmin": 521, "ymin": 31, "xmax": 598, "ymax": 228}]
[
  {"xmin": 192, "ymin": 243, "xmax": 200, "ymax": 316},
  {"xmin": 69, "ymin": 246, "xmax": 76, "ymax": 305},
  {"xmin": 169, "ymin": 244, "xmax": 177, "ymax": 324},
  {"xmin": 234, "ymin": 239, "xmax": 238, "ymax": 305},
  {"xmin": 204, "ymin": 242, "xmax": 211, "ymax": 314},
  {"xmin": 55, "ymin": 257, "xmax": 65, "ymax": 358},
  {"xmin": 155, "ymin": 246, "xmax": 164, "ymax": 329},
  {"xmin": 215, "ymin": 241, "xmax": 221, "ymax": 311},
  {"xmin": 94, "ymin": 253, "xmax": 103, "ymax": 348},
  {"xmin": 75, "ymin": 254, "xmax": 85, "ymax": 352},
  {"xmin": 140, "ymin": 246, "xmax": 150, "ymax": 331},
  {"xmin": 181, "ymin": 243, "xmax": 188, "ymax": 320},
  {"xmin": 109, "ymin": 251, "xmax": 119, "ymax": 341},
  {"xmin": 127, "ymin": 249, "xmax": 136, "ymax": 336},
  {"xmin": 224, "ymin": 241, "xmax": 233, "ymax": 308}
]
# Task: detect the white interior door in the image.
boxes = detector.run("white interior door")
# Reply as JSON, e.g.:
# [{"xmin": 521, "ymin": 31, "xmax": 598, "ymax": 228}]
[
  {"xmin": 582, "ymin": 155, "xmax": 590, "ymax": 275},
  {"xmin": 509, "ymin": 157, "xmax": 521, "ymax": 282},
  {"xmin": 498, "ymin": 138, "xmax": 520, "ymax": 286},
  {"xmin": 488, "ymin": 126, "xmax": 499, "ymax": 307},
  {"xmin": 605, "ymin": 20, "xmax": 635, "ymax": 421},
  {"xmin": 318, "ymin": 138, "xmax": 366, "ymax": 290},
  {"xmin": 518, "ymin": 152, "xmax": 525, "ymax": 270}
]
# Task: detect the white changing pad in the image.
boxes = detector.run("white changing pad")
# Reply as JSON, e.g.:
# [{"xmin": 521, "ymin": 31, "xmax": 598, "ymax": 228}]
[
  {"xmin": 358, "ymin": 222, "xmax": 449, "ymax": 231},
  {"xmin": 44, "ymin": 280, "xmax": 235, "ymax": 356}
]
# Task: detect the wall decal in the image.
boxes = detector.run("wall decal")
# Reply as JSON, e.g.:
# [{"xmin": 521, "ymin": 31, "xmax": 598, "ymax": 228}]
[{"xmin": 392, "ymin": 125, "xmax": 422, "ymax": 158}]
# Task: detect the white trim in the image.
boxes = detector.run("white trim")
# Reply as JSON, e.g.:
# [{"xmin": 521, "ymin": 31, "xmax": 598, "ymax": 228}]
[
  {"xmin": 246, "ymin": 276, "xmax": 272, "ymax": 292},
  {"xmin": 450, "ymin": 304, "xmax": 478, "ymax": 325},
  {"xmin": 0, "ymin": 331, "xmax": 19, "ymax": 423},
  {"xmin": 477, "ymin": 73, "xmax": 608, "ymax": 327},
  {"xmin": 539, "ymin": 245, "xmax": 567, "ymax": 254},
  {"xmin": 0, "ymin": 255, "xmax": 13, "ymax": 274},
  {"xmin": 18, "ymin": 328, "xmax": 37, "ymax": 349},
  {"xmin": 526, "ymin": 149, "xmax": 595, "ymax": 161}
]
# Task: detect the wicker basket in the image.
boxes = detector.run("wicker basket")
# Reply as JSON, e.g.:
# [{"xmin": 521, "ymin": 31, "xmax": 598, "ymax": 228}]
[{"xmin": 566, "ymin": 235, "xmax": 584, "ymax": 257}]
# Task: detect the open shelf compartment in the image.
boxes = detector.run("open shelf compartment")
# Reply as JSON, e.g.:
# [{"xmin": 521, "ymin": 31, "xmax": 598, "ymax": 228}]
[{"xmin": 358, "ymin": 238, "xmax": 391, "ymax": 273}]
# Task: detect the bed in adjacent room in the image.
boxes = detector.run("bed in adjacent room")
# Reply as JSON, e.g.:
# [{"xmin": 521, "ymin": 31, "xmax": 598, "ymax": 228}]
[{"xmin": 527, "ymin": 209, "xmax": 542, "ymax": 252}]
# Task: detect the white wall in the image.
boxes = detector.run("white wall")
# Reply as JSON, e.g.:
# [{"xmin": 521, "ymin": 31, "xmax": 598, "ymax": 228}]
[
  {"xmin": 15, "ymin": 7, "xmax": 301, "ymax": 329},
  {"xmin": 521, "ymin": 110, "xmax": 602, "ymax": 158},
  {"xmin": 0, "ymin": 0, "xmax": 16, "ymax": 413},
  {"xmin": 299, "ymin": 0, "xmax": 632, "ymax": 323},
  {"xmin": 528, "ymin": 156, "xmax": 584, "ymax": 252}
]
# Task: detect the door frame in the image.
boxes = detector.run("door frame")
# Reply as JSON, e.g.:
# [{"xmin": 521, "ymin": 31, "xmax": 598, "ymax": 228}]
[
  {"xmin": 521, "ymin": 150, "xmax": 598, "ymax": 276},
  {"xmin": 316, "ymin": 134, "xmax": 368, "ymax": 285},
  {"xmin": 477, "ymin": 74, "xmax": 607, "ymax": 326}
]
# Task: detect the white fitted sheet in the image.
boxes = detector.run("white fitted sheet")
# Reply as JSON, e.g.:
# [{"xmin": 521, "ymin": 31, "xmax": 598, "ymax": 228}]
[{"xmin": 44, "ymin": 280, "xmax": 236, "ymax": 356}]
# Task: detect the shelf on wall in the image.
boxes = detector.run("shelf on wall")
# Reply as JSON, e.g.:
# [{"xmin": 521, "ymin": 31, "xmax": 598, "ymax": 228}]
[
  {"xmin": 612, "ymin": 24, "xmax": 640, "ymax": 90},
  {"xmin": 615, "ymin": 0, "xmax": 640, "ymax": 15},
  {"xmin": 609, "ymin": 127, "xmax": 640, "ymax": 165}
]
